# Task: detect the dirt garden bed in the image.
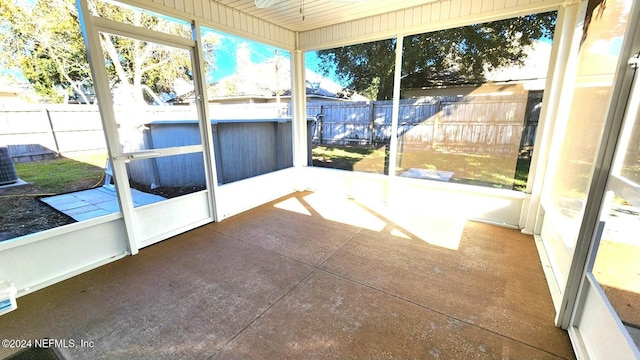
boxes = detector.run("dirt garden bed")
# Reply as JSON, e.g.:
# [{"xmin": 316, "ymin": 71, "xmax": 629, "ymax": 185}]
[{"xmin": 1, "ymin": 178, "xmax": 205, "ymax": 242}]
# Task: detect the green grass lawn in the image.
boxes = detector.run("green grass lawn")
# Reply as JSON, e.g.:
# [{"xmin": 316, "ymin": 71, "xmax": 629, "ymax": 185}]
[
  {"xmin": 14, "ymin": 154, "xmax": 107, "ymax": 194},
  {"xmin": 312, "ymin": 145, "xmax": 389, "ymax": 174},
  {"xmin": 0, "ymin": 154, "xmax": 108, "ymax": 240},
  {"xmin": 312, "ymin": 144, "xmax": 530, "ymax": 191}
]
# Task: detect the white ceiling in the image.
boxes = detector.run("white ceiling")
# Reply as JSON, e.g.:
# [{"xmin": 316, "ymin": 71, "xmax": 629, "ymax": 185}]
[{"xmin": 213, "ymin": 0, "xmax": 439, "ymax": 32}]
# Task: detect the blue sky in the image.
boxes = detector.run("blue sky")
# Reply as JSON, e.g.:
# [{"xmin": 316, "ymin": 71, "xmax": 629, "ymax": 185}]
[
  {"xmin": 1, "ymin": 0, "xmax": 337, "ymax": 87},
  {"xmin": 203, "ymin": 30, "xmax": 284, "ymax": 81},
  {"xmin": 202, "ymin": 28, "xmax": 340, "ymax": 86}
]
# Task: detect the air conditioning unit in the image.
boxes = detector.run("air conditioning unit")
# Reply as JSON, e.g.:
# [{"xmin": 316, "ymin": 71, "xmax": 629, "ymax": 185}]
[{"xmin": 0, "ymin": 146, "xmax": 19, "ymax": 185}]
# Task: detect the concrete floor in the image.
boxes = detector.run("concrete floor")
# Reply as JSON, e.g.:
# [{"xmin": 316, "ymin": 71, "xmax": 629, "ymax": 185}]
[{"xmin": 0, "ymin": 191, "xmax": 575, "ymax": 360}]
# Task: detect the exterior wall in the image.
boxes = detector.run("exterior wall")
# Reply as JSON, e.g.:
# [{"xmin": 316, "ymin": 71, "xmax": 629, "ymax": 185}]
[
  {"xmin": 0, "ymin": 215, "xmax": 128, "ymax": 296},
  {"xmin": 302, "ymin": 166, "xmax": 525, "ymax": 227},
  {"xmin": 119, "ymin": 0, "xmax": 564, "ymax": 52},
  {"xmin": 215, "ymin": 167, "xmax": 302, "ymax": 220},
  {"xmin": 125, "ymin": 0, "xmax": 296, "ymax": 50},
  {"xmin": 299, "ymin": 0, "xmax": 564, "ymax": 50}
]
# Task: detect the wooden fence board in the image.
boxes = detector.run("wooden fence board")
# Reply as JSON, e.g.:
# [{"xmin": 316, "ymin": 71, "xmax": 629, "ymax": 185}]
[
  {"xmin": 309, "ymin": 93, "xmax": 540, "ymax": 157},
  {"xmin": 1, "ymin": 93, "xmax": 542, "ymax": 165}
]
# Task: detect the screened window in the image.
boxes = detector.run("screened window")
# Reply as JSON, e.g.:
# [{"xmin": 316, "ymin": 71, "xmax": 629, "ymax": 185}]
[
  {"xmin": 308, "ymin": 38, "xmax": 397, "ymax": 175},
  {"xmin": 200, "ymin": 26, "xmax": 293, "ymax": 184}
]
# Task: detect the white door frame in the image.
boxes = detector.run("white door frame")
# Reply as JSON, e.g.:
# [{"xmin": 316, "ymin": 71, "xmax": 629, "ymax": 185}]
[
  {"xmin": 76, "ymin": 0, "xmax": 218, "ymax": 254},
  {"xmin": 528, "ymin": 0, "xmax": 640, "ymax": 332},
  {"xmin": 569, "ymin": 41, "xmax": 640, "ymax": 357}
]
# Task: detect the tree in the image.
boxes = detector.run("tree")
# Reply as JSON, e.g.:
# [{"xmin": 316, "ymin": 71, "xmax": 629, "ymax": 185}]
[
  {"xmin": 92, "ymin": 0, "xmax": 191, "ymax": 105},
  {"xmin": 0, "ymin": 0, "xmax": 219, "ymax": 104},
  {"xmin": 317, "ymin": 12, "xmax": 556, "ymax": 101},
  {"xmin": 1, "ymin": 0, "xmax": 91, "ymax": 103}
]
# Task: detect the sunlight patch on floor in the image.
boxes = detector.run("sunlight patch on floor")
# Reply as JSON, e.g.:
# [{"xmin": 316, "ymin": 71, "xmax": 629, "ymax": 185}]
[
  {"xmin": 302, "ymin": 192, "xmax": 387, "ymax": 232},
  {"xmin": 363, "ymin": 201, "xmax": 466, "ymax": 250},
  {"xmin": 273, "ymin": 197, "xmax": 312, "ymax": 216},
  {"xmin": 274, "ymin": 191, "xmax": 471, "ymax": 250},
  {"xmin": 389, "ymin": 228, "xmax": 411, "ymax": 239},
  {"xmin": 272, "ymin": 191, "xmax": 470, "ymax": 250},
  {"xmin": 272, "ymin": 190, "xmax": 477, "ymax": 251}
]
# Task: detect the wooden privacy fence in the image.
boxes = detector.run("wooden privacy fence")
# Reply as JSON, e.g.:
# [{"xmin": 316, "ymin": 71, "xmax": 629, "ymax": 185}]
[
  {"xmin": 309, "ymin": 92, "xmax": 543, "ymax": 156},
  {"xmin": 0, "ymin": 105, "xmax": 106, "ymax": 161},
  {"xmin": 0, "ymin": 92, "xmax": 542, "ymax": 162}
]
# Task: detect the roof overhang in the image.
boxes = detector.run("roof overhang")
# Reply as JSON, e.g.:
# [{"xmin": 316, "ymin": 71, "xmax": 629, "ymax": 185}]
[{"xmin": 122, "ymin": 0, "xmax": 564, "ymax": 51}]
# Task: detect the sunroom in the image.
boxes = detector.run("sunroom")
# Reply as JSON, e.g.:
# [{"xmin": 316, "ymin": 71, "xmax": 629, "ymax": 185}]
[{"xmin": 0, "ymin": 0, "xmax": 639, "ymax": 358}]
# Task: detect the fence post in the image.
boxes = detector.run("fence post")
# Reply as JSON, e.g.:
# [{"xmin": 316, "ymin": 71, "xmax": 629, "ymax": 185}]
[
  {"xmin": 44, "ymin": 108, "xmax": 61, "ymax": 155},
  {"xmin": 519, "ymin": 91, "xmax": 543, "ymax": 158},
  {"xmin": 211, "ymin": 123, "xmax": 224, "ymax": 183},
  {"xmin": 318, "ymin": 105, "xmax": 324, "ymax": 145},
  {"xmin": 274, "ymin": 121, "xmax": 283, "ymax": 169},
  {"xmin": 433, "ymin": 101, "xmax": 441, "ymax": 150},
  {"xmin": 368, "ymin": 102, "xmax": 375, "ymax": 146}
]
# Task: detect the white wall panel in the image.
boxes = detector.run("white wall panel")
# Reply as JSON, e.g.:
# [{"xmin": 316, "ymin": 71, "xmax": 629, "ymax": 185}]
[
  {"xmin": 175, "ymin": 0, "xmax": 185, "ymax": 12},
  {"xmin": 366, "ymin": 17, "xmax": 374, "ymax": 34},
  {"xmin": 201, "ymin": 0, "xmax": 210, "ymax": 20},
  {"xmin": 470, "ymin": 0, "xmax": 482, "ymax": 14},
  {"xmin": 459, "ymin": 0, "xmax": 472, "ymax": 16},
  {"xmin": 394, "ymin": 10, "xmax": 404, "ymax": 30},
  {"xmin": 185, "ymin": 0, "xmax": 194, "ymax": 14},
  {"xmin": 0, "ymin": 216, "xmax": 128, "ymax": 296},
  {"xmin": 212, "ymin": 2, "xmax": 221, "ymax": 22},
  {"xmin": 412, "ymin": 6, "xmax": 422, "ymax": 25},
  {"xmin": 378, "ymin": 13, "xmax": 387, "ymax": 32},
  {"xmin": 215, "ymin": 168, "xmax": 300, "ymax": 220},
  {"xmin": 299, "ymin": 0, "xmax": 562, "ymax": 50},
  {"xmin": 482, "ymin": 0, "xmax": 494, "ymax": 13},
  {"xmin": 421, "ymin": 1, "xmax": 431, "ymax": 21},
  {"xmin": 386, "ymin": 12, "xmax": 395, "ymax": 30},
  {"xmin": 224, "ymin": 5, "xmax": 234, "ymax": 25},
  {"xmin": 450, "ymin": 0, "xmax": 461, "ymax": 17},
  {"xmin": 126, "ymin": 0, "xmax": 561, "ymax": 53},
  {"xmin": 569, "ymin": 275, "xmax": 640, "ymax": 359},
  {"xmin": 194, "ymin": 0, "xmax": 203, "ymax": 17},
  {"xmin": 123, "ymin": 0, "xmax": 296, "ymax": 50},
  {"xmin": 135, "ymin": 192, "xmax": 212, "ymax": 248},
  {"xmin": 441, "ymin": 1, "xmax": 451, "ymax": 20},
  {"xmin": 301, "ymin": 167, "xmax": 525, "ymax": 227},
  {"xmin": 233, "ymin": 9, "xmax": 241, "ymax": 29}
]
